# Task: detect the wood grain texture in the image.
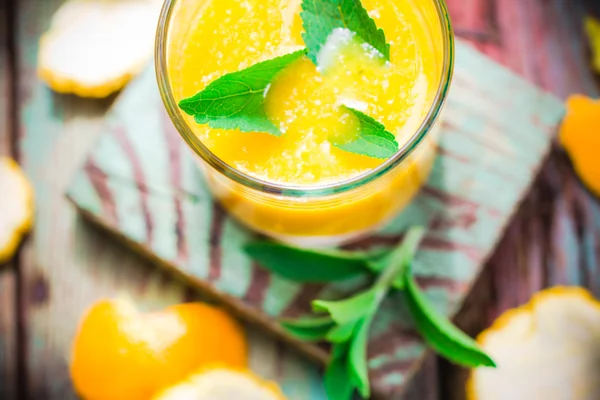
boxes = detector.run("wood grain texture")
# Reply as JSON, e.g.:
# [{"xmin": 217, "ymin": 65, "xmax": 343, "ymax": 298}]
[
  {"xmin": 66, "ymin": 40, "xmax": 564, "ymax": 397},
  {"xmin": 441, "ymin": 0, "xmax": 600, "ymax": 398},
  {"xmin": 448, "ymin": 0, "xmax": 600, "ymax": 99},
  {"xmin": 13, "ymin": 0, "xmax": 599, "ymax": 399},
  {"xmin": 14, "ymin": 1, "xmax": 324, "ymax": 399},
  {"xmin": 0, "ymin": 1, "xmax": 18, "ymax": 398}
]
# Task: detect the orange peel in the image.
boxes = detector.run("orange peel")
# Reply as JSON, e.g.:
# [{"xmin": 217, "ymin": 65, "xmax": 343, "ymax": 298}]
[
  {"xmin": 559, "ymin": 95, "xmax": 600, "ymax": 197},
  {"xmin": 38, "ymin": 0, "xmax": 162, "ymax": 98},
  {"xmin": 152, "ymin": 367, "xmax": 287, "ymax": 400},
  {"xmin": 0, "ymin": 157, "xmax": 34, "ymax": 264},
  {"xmin": 585, "ymin": 16, "xmax": 600, "ymax": 74},
  {"xmin": 468, "ymin": 287, "xmax": 600, "ymax": 400},
  {"xmin": 70, "ymin": 299, "xmax": 247, "ymax": 400}
]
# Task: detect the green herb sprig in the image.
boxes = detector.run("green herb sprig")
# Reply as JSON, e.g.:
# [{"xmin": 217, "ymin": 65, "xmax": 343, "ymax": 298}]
[
  {"xmin": 301, "ymin": 0, "xmax": 391, "ymax": 65},
  {"xmin": 178, "ymin": 51, "xmax": 305, "ymax": 136},
  {"xmin": 244, "ymin": 227, "xmax": 496, "ymax": 400},
  {"xmin": 178, "ymin": 0, "xmax": 399, "ymax": 159}
]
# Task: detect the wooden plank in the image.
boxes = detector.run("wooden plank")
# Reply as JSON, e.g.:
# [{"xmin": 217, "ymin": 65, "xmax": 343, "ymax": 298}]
[
  {"xmin": 447, "ymin": 0, "xmax": 600, "ymax": 99},
  {"xmin": 0, "ymin": 0, "xmax": 19, "ymax": 398},
  {"xmin": 14, "ymin": 1, "xmax": 323, "ymax": 399}
]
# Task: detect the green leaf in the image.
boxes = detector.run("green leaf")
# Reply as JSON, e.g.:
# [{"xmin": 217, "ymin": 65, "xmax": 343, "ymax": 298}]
[
  {"xmin": 334, "ymin": 227, "xmax": 425, "ymax": 398},
  {"xmin": 312, "ymin": 289, "xmax": 378, "ymax": 324},
  {"xmin": 178, "ymin": 50, "xmax": 305, "ymax": 136},
  {"xmin": 326, "ymin": 321, "xmax": 358, "ymax": 343},
  {"xmin": 333, "ymin": 107, "xmax": 399, "ymax": 159},
  {"xmin": 402, "ymin": 265, "xmax": 497, "ymax": 368},
  {"xmin": 324, "ymin": 343, "xmax": 355, "ymax": 400},
  {"xmin": 348, "ymin": 316, "xmax": 374, "ymax": 398},
  {"xmin": 301, "ymin": 0, "xmax": 390, "ymax": 66},
  {"xmin": 280, "ymin": 316, "xmax": 336, "ymax": 342},
  {"xmin": 244, "ymin": 241, "xmax": 372, "ymax": 283}
]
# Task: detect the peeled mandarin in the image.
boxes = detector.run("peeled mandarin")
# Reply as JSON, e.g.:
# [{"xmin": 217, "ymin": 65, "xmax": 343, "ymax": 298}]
[{"xmin": 70, "ymin": 299, "xmax": 247, "ymax": 400}]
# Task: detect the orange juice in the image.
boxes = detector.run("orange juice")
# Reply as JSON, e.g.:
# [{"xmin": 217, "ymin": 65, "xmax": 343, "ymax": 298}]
[{"xmin": 158, "ymin": 0, "xmax": 453, "ymax": 246}]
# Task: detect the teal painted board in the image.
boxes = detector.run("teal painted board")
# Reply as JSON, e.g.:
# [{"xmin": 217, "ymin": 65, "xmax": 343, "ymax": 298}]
[{"xmin": 67, "ymin": 40, "xmax": 564, "ymax": 398}]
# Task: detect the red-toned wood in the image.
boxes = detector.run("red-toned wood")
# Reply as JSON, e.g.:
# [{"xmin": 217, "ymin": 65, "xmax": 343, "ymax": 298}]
[
  {"xmin": 447, "ymin": 0, "xmax": 600, "ymax": 99},
  {"xmin": 443, "ymin": 1, "xmax": 600, "ymax": 398}
]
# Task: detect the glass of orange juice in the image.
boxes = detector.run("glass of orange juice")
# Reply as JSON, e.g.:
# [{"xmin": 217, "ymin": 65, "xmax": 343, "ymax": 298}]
[{"xmin": 156, "ymin": 0, "xmax": 454, "ymax": 247}]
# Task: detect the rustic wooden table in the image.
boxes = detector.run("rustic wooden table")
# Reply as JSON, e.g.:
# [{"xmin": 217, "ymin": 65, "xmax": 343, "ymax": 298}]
[{"xmin": 1, "ymin": 0, "xmax": 599, "ymax": 399}]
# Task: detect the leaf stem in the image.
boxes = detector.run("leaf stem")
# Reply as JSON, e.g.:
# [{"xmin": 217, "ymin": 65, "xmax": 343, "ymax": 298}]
[{"xmin": 375, "ymin": 226, "xmax": 425, "ymax": 290}]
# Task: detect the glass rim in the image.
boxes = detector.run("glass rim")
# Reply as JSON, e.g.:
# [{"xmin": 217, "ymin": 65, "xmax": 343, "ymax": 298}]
[{"xmin": 155, "ymin": 0, "xmax": 455, "ymax": 198}]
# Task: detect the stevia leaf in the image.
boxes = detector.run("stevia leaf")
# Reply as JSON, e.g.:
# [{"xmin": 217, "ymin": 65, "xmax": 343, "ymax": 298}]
[
  {"xmin": 324, "ymin": 343, "xmax": 355, "ymax": 400},
  {"xmin": 312, "ymin": 289, "xmax": 378, "ymax": 324},
  {"xmin": 244, "ymin": 241, "xmax": 373, "ymax": 283},
  {"xmin": 333, "ymin": 106, "xmax": 399, "ymax": 159},
  {"xmin": 178, "ymin": 50, "xmax": 305, "ymax": 136},
  {"xmin": 301, "ymin": 0, "xmax": 390, "ymax": 65},
  {"xmin": 326, "ymin": 321, "xmax": 358, "ymax": 343},
  {"xmin": 280, "ymin": 316, "xmax": 336, "ymax": 342},
  {"xmin": 348, "ymin": 316, "xmax": 373, "ymax": 398},
  {"xmin": 402, "ymin": 263, "xmax": 497, "ymax": 368}
]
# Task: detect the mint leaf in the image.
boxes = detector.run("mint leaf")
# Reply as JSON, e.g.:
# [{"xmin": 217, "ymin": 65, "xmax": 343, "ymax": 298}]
[
  {"xmin": 325, "ymin": 343, "xmax": 355, "ymax": 400},
  {"xmin": 402, "ymin": 261, "xmax": 497, "ymax": 368},
  {"xmin": 178, "ymin": 50, "xmax": 305, "ymax": 136},
  {"xmin": 301, "ymin": 0, "xmax": 390, "ymax": 65},
  {"xmin": 312, "ymin": 289, "xmax": 378, "ymax": 324},
  {"xmin": 280, "ymin": 316, "xmax": 336, "ymax": 342},
  {"xmin": 244, "ymin": 241, "xmax": 373, "ymax": 283},
  {"xmin": 348, "ymin": 315, "xmax": 373, "ymax": 398},
  {"xmin": 326, "ymin": 321, "xmax": 357, "ymax": 343},
  {"xmin": 332, "ymin": 106, "xmax": 398, "ymax": 159}
]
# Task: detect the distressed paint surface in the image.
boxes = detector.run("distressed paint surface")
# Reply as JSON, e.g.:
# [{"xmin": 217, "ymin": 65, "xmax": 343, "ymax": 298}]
[{"xmin": 67, "ymin": 39, "xmax": 564, "ymax": 397}]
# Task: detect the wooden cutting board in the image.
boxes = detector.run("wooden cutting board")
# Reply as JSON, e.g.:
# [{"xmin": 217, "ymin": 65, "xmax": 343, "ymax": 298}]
[{"xmin": 66, "ymin": 40, "xmax": 564, "ymax": 398}]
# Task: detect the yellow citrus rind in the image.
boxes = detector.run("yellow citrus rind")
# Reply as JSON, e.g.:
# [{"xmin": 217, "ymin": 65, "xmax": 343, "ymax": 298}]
[
  {"xmin": 0, "ymin": 157, "xmax": 34, "ymax": 264},
  {"xmin": 152, "ymin": 366, "xmax": 287, "ymax": 400},
  {"xmin": 559, "ymin": 95, "xmax": 600, "ymax": 197},
  {"xmin": 467, "ymin": 286, "xmax": 600, "ymax": 400},
  {"xmin": 585, "ymin": 16, "xmax": 600, "ymax": 74},
  {"xmin": 37, "ymin": 0, "xmax": 161, "ymax": 98}
]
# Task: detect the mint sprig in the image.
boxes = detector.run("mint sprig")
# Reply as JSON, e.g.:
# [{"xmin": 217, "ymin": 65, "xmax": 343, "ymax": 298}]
[
  {"xmin": 334, "ymin": 106, "xmax": 399, "ymax": 159},
  {"xmin": 245, "ymin": 227, "xmax": 496, "ymax": 399},
  {"xmin": 178, "ymin": 50, "xmax": 305, "ymax": 136},
  {"xmin": 301, "ymin": 0, "xmax": 391, "ymax": 66}
]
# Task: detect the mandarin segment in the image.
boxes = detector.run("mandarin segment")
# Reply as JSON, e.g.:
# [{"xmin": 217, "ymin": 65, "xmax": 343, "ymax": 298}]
[
  {"xmin": 70, "ymin": 299, "xmax": 247, "ymax": 400},
  {"xmin": 468, "ymin": 287, "xmax": 600, "ymax": 400}
]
